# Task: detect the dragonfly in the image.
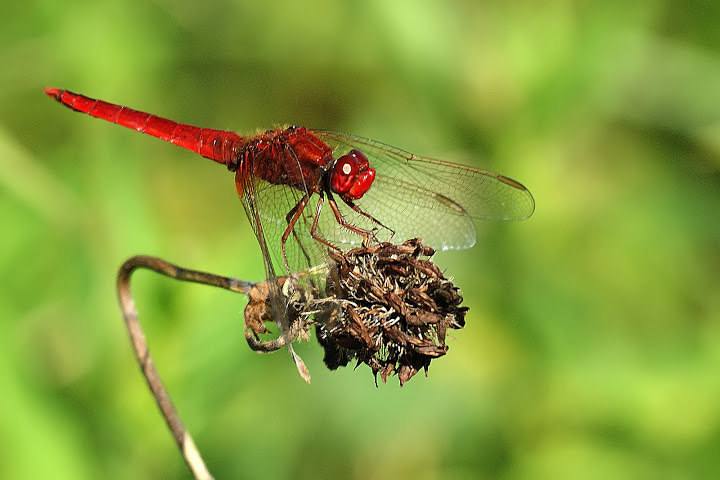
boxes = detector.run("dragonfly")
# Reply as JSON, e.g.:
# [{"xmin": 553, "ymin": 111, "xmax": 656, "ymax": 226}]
[{"xmin": 45, "ymin": 88, "xmax": 535, "ymax": 378}]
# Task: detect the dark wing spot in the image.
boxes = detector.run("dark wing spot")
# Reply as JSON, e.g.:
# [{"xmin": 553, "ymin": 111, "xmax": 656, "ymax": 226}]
[
  {"xmin": 434, "ymin": 193, "xmax": 468, "ymax": 215},
  {"xmin": 497, "ymin": 175, "xmax": 528, "ymax": 191}
]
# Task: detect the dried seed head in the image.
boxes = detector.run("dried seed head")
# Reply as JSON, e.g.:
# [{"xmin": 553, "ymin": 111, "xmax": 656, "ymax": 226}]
[
  {"xmin": 316, "ymin": 238, "xmax": 467, "ymax": 385},
  {"xmin": 242, "ymin": 238, "xmax": 467, "ymax": 385}
]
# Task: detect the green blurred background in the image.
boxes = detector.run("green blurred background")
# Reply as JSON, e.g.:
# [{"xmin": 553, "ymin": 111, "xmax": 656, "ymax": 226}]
[{"xmin": 2, "ymin": 0, "xmax": 719, "ymax": 478}]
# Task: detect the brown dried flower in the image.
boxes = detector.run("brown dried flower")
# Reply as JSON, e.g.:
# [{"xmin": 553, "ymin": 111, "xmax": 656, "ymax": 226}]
[
  {"xmin": 315, "ymin": 238, "xmax": 467, "ymax": 385},
  {"xmin": 243, "ymin": 238, "xmax": 467, "ymax": 385}
]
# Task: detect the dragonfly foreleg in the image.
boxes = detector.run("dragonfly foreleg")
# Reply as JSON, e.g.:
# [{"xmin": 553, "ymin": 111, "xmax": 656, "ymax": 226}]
[
  {"xmin": 341, "ymin": 197, "xmax": 395, "ymax": 241},
  {"xmin": 326, "ymin": 191, "xmax": 380, "ymax": 246}
]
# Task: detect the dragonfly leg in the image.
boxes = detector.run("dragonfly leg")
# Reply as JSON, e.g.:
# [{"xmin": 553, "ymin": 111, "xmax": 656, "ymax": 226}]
[
  {"xmin": 284, "ymin": 200, "xmax": 313, "ymax": 270},
  {"xmin": 307, "ymin": 192, "xmax": 342, "ymax": 252},
  {"xmin": 282, "ymin": 193, "xmax": 311, "ymax": 272},
  {"xmin": 326, "ymin": 191, "xmax": 380, "ymax": 245},
  {"xmin": 341, "ymin": 197, "xmax": 395, "ymax": 240}
]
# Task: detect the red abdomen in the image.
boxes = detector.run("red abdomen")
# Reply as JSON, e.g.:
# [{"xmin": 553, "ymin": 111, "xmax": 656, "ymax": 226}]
[{"xmin": 44, "ymin": 88, "xmax": 246, "ymax": 167}]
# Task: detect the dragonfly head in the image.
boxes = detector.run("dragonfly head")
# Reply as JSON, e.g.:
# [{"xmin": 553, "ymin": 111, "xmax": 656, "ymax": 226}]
[{"xmin": 329, "ymin": 149, "xmax": 376, "ymax": 200}]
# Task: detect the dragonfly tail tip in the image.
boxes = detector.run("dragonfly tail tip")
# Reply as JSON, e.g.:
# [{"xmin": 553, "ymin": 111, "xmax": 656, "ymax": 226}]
[{"xmin": 44, "ymin": 87, "xmax": 62, "ymax": 100}]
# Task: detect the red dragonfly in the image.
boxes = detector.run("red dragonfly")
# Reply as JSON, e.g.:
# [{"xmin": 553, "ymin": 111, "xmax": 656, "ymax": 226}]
[{"xmin": 45, "ymin": 88, "xmax": 534, "ymax": 377}]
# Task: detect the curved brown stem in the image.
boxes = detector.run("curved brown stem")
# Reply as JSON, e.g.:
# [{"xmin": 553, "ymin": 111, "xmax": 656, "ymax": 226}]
[{"xmin": 117, "ymin": 255, "xmax": 254, "ymax": 480}]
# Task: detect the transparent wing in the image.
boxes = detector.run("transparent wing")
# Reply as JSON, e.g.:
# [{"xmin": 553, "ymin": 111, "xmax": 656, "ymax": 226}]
[
  {"xmin": 239, "ymin": 159, "xmax": 324, "ymax": 381},
  {"xmin": 313, "ymin": 130, "xmax": 535, "ymax": 250},
  {"xmin": 250, "ymin": 178, "xmax": 332, "ymax": 273}
]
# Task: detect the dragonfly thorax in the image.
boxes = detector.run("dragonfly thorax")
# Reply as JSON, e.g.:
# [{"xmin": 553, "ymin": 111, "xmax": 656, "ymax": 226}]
[{"xmin": 239, "ymin": 126, "xmax": 333, "ymax": 193}]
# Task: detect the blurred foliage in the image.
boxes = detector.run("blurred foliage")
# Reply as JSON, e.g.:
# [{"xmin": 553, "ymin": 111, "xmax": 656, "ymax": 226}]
[{"xmin": 1, "ymin": 0, "xmax": 719, "ymax": 478}]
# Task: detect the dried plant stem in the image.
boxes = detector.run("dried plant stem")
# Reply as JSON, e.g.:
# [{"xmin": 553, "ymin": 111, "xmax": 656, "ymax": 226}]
[{"xmin": 117, "ymin": 255, "xmax": 254, "ymax": 480}]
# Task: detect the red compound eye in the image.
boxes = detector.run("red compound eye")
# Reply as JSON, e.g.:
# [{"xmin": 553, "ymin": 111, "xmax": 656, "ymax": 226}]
[
  {"xmin": 331, "ymin": 153, "xmax": 359, "ymax": 194},
  {"xmin": 330, "ymin": 149, "xmax": 375, "ymax": 199}
]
